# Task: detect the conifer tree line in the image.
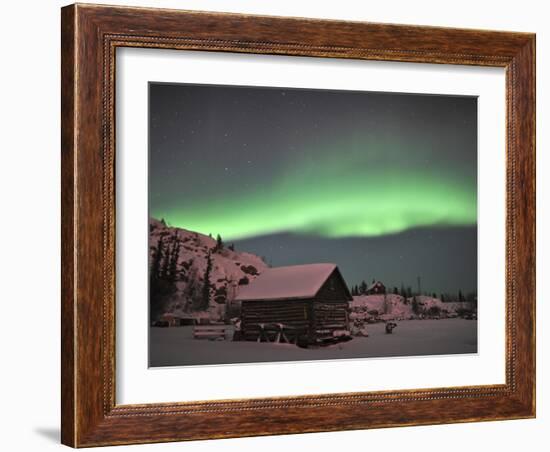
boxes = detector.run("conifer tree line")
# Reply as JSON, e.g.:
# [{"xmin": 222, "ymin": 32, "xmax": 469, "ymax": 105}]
[
  {"xmin": 149, "ymin": 231, "xmax": 231, "ymax": 320},
  {"xmin": 350, "ymin": 276, "xmax": 476, "ymax": 303},
  {"xmin": 150, "ymin": 233, "xmax": 187, "ymax": 284}
]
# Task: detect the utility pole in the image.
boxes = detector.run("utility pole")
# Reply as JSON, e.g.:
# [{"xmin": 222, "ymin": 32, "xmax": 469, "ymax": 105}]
[{"xmin": 417, "ymin": 276, "xmax": 422, "ymax": 295}]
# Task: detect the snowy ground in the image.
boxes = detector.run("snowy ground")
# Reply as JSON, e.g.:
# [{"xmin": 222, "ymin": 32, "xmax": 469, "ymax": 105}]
[{"xmin": 149, "ymin": 319, "xmax": 477, "ymax": 367}]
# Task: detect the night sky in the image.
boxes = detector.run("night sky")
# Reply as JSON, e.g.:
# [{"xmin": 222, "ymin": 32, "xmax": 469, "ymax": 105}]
[{"xmin": 149, "ymin": 83, "xmax": 477, "ymax": 295}]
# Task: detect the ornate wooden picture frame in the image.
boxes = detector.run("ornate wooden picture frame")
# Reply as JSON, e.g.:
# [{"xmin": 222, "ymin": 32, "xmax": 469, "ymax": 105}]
[{"xmin": 61, "ymin": 3, "xmax": 535, "ymax": 447}]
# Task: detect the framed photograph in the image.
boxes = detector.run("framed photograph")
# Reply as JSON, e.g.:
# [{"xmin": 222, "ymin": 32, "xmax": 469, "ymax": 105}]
[{"xmin": 61, "ymin": 3, "xmax": 535, "ymax": 447}]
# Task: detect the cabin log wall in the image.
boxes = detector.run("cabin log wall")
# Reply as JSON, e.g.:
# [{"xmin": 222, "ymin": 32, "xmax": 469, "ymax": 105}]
[
  {"xmin": 241, "ymin": 299, "xmax": 350, "ymax": 343},
  {"xmin": 241, "ymin": 299, "xmax": 311, "ymax": 341}
]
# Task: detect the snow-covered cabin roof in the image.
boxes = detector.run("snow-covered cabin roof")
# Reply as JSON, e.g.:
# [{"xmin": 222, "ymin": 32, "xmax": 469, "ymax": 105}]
[{"xmin": 236, "ymin": 263, "xmax": 349, "ymax": 302}]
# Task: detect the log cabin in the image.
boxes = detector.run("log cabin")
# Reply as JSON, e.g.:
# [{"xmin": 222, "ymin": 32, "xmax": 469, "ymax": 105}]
[{"xmin": 235, "ymin": 263, "xmax": 352, "ymax": 346}]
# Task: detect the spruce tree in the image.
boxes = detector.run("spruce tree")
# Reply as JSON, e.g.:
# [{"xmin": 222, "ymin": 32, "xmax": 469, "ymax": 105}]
[
  {"xmin": 186, "ymin": 264, "xmax": 200, "ymax": 311},
  {"xmin": 168, "ymin": 239, "xmax": 180, "ymax": 283},
  {"xmin": 150, "ymin": 236, "xmax": 164, "ymax": 281},
  {"xmin": 216, "ymin": 234, "xmax": 224, "ymax": 251},
  {"xmin": 159, "ymin": 237, "xmax": 171, "ymax": 280},
  {"xmin": 200, "ymin": 252, "xmax": 213, "ymax": 311},
  {"xmin": 149, "ymin": 235, "xmax": 178, "ymax": 322}
]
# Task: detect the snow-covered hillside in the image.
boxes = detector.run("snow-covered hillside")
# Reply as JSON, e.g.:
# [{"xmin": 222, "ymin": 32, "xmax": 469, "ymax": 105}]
[
  {"xmin": 351, "ymin": 294, "xmax": 411, "ymax": 320},
  {"xmin": 149, "ymin": 218, "xmax": 267, "ymax": 320},
  {"xmin": 149, "ymin": 217, "xmax": 476, "ymax": 324},
  {"xmin": 350, "ymin": 294, "xmax": 473, "ymax": 321}
]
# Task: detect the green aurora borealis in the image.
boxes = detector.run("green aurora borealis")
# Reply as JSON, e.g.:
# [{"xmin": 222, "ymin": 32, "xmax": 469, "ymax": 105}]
[
  {"xmin": 149, "ymin": 83, "xmax": 477, "ymax": 293},
  {"xmin": 159, "ymin": 155, "xmax": 476, "ymax": 241}
]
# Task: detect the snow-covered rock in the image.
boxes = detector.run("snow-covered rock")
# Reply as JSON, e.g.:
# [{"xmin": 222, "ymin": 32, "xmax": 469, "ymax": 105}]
[
  {"xmin": 351, "ymin": 294, "xmax": 411, "ymax": 318},
  {"xmin": 350, "ymin": 294, "xmax": 467, "ymax": 321},
  {"xmin": 150, "ymin": 218, "xmax": 268, "ymax": 320}
]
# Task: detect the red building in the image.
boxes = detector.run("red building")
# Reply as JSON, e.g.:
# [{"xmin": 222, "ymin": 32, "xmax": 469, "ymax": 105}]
[{"xmin": 366, "ymin": 281, "xmax": 386, "ymax": 295}]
